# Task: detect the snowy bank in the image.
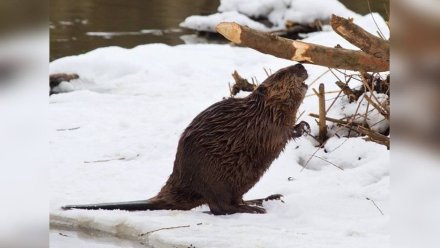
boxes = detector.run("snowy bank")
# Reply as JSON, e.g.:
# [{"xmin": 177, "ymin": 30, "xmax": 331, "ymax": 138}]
[
  {"xmin": 50, "ymin": 14, "xmax": 389, "ymax": 248},
  {"xmin": 180, "ymin": 0, "xmax": 359, "ymax": 32}
]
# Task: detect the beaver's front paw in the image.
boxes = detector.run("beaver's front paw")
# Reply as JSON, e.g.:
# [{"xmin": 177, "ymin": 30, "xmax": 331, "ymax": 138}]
[{"xmin": 290, "ymin": 121, "xmax": 310, "ymax": 138}]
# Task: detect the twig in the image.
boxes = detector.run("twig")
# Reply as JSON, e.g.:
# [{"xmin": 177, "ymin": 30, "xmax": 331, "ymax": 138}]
[
  {"xmin": 263, "ymin": 67, "xmax": 271, "ymax": 77},
  {"xmin": 367, "ymin": 0, "xmax": 386, "ymax": 40},
  {"xmin": 325, "ymin": 89, "xmax": 343, "ymax": 113},
  {"xmin": 347, "ymin": 93, "xmax": 367, "ymax": 137},
  {"xmin": 328, "ymin": 137, "xmax": 349, "ymax": 153},
  {"xmin": 335, "ymin": 81, "xmax": 356, "ymax": 102},
  {"xmin": 364, "ymin": 92, "xmax": 371, "ymax": 126},
  {"xmin": 366, "ymin": 197, "xmax": 384, "ymax": 215},
  {"xmin": 295, "ymin": 110, "xmax": 305, "ymax": 123},
  {"xmin": 318, "ymin": 83, "xmax": 327, "ymax": 143},
  {"xmin": 311, "ymin": 155, "xmax": 344, "ymax": 170},
  {"xmin": 305, "ymin": 90, "xmax": 339, "ymax": 98},
  {"xmin": 308, "ymin": 133, "xmax": 322, "ymax": 144},
  {"xmin": 58, "ymin": 232, "xmax": 70, "ymax": 237},
  {"xmin": 309, "ymin": 113, "xmax": 360, "ymax": 127},
  {"xmin": 357, "ymin": 126, "xmax": 390, "ymax": 148},
  {"xmin": 359, "ymin": 71, "xmax": 383, "ymax": 109},
  {"xmin": 56, "ymin": 127, "xmax": 81, "ymax": 131},
  {"xmin": 300, "ymin": 146, "xmax": 322, "ymax": 172},
  {"xmin": 139, "ymin": 224, "xmax": 193, "ymax": 236},
  {"xmin": 328, "ymin": 68, "xmax": 344, "ymax": 83},
  {"xmin": 325, "ymin": 70, "xmax": 353, "ymax": 113},
  {"xmin": 308, "ymin": 69, "xmax": 330, "ymax": 88},
  {"xmin": 369, "ymin": 118, "xmax": 386, "ymax": 128},
  {"xmin": 364, "ymin": 94, "xmax": 389, "ymax": 119},
  {"xmin": 335, "ymin": 69, "xmax": 363, "ymax": 83},
  {"xmin": 84, "ymin": 154, "xmax": 140, "ymax": 164}
]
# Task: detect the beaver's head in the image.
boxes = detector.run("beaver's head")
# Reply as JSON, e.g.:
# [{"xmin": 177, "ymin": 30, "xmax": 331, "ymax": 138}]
[{"xmin": 255, "ymin": 64, "xmax": 308, "ymax": 108}]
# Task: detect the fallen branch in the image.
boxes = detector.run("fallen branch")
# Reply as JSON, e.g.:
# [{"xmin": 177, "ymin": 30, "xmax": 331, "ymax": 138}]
[
  {"xmin": 364, "ymin": 94, "xmax": 389, "ymax": 120},
  {"xmin": 335, "ymin": 81, "xmax": 357, "ymax": 102},
  {"xmin": 330, "ymin": 15, "xmax": 389, "ymax": 61},
  {"xmin": 309, "ymin": 113, "xmax": 360, "ymax": 127},
  {"xmin": 312, "ymin": 155, "xmax": 344, "ymax": 170},
  {"xmin": 309, "ymin": 113, "xmax": 389, "ymax": 148},
  {"xmin": 357, "ymin": 126, "xmax": 390, "ymax": 148},
  {"xmin": 216, "ymin": 22, "xmax": 389, "ymax": 72},
  {"xmin": 357, "ymin": 72, "xmax": 389, "ymax": 96},
  {"xmin": 230, "ymin": 70, "xmax": 256, "ymax": 96}
]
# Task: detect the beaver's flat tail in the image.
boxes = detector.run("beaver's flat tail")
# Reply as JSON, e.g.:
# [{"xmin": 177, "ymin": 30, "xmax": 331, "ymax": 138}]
[{"xmin": 62, "ymin": 199, "xmax": 159, "ymax": 211}]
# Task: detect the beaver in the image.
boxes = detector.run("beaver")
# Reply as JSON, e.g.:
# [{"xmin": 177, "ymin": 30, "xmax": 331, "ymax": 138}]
[{"xmin": 63, "ymin": 63, "xmax": 310, "ymax": 215}]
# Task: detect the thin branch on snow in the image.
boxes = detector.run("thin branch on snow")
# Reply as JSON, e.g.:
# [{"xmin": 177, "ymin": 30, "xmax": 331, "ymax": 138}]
[
  {"xmin": 56, "ymin": 127, "xmax": 81, "ymax": 131},
  {"xmin": 311, "ymin": 155, "xmax": 344, "ymax": 171},
  {"xmin": 84, "ymin": 154, "xmax": 140, "ymax": 164},
  {"xmin": 300, "ymin": 145, "xmax": 323, "ymax": 172},
  {"xmin": 366, "ymin": 197, "xmax": 385, "ymax": 216},
  {"xmin": 139, "ymin": 223, "xmax": 203, "ymax": 236}
]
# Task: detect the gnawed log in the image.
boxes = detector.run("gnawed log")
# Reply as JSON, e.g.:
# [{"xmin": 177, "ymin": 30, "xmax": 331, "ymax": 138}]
[
  {"xmin": 216, "ymin": 22, "xmax": 389, "ymax": 72},
  {"xmin": 330, "ymin": 15, "xmax": 389, "ymax": 62}
]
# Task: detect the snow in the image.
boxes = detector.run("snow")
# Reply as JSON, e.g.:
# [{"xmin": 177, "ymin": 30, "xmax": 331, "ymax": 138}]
[
  {"xmin": 181, "ymin": 0, "xmax": 360, "ymax": 32},
  {"xmin": 50, "ymin": 13, "xmax": 389, "ymax": 248},
  {"xmin": 180, "ymin": 11, "xmax": 271, "ymax": 32},
  {"xmin": 50, "ymin": 229, "xmax": 145, "ymax": 248}
]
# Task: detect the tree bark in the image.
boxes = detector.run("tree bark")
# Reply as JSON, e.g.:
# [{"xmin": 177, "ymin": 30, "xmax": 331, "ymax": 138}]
[
  {"xmin": 330, "ymin": 14, "xmax": 389, "ymax": 62},
  {"xmin": 318, "ymin": 83, "xmax": 327, "ymax": 143},
  {"xmin": 216, "ymin": 22, "xmax": 389, "ymax": 72}
]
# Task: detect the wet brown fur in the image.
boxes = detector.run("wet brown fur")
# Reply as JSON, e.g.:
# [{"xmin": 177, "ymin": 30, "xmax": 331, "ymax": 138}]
[
  {"xmin": 63, "ymin": 64, "xmax": 309, "ymax": 215},
  {"xmin": 148, "ymin": 64, "xmax": 308, "ymax": 214}
]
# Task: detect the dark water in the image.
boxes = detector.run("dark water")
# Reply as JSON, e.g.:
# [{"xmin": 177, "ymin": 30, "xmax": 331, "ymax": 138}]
[
  {"xmin": 50, "ymin": 0, "xmax": 219, "ymax": 61},
  {"xmin": 50, "ymin": 0, "xmax": 388, "ymax": 61}
]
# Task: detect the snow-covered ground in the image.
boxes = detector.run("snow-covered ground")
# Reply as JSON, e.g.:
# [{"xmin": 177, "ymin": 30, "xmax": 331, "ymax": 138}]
[
  {"xmin": 180, "ymin": 0, "xmax": 359, "ymax": 32},
  {"xmin": 50, "ymin": 11, "xmax": 389, "ymax": 248}
]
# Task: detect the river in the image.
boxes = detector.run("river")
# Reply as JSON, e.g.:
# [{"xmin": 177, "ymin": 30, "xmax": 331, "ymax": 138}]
[{"xmin": 50, "ymin": 0, "xmax": 388, "ymax": 61}]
